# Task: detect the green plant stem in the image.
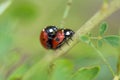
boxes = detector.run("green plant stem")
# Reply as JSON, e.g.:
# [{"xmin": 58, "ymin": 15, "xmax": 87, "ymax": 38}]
[
  {"xmin": 60, "ymin": 0, "xmax": 72, "ymax": 27},
  {"xmin": 54, "ymin": 0, "xmax": 120, "ymax": 58},
  {"xmin": 113, "ymin": 75, "xmax": 119, "ymax": 80},
  {"xmin": 90, "ymin": 37, "xmax": 100, "ymax": 40},
  {"xmin": 90, "ymin": 43, "xmax": 115, "ymax": 77}
]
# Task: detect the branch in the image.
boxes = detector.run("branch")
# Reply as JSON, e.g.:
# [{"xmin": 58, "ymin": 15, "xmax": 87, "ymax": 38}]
[
  {"xmin": 53, "ymin": 0, "xmax": 120, "ymax": 58},
  {"xmin": 60, "ymin": 0, "xmax": 73, "ymax": 27}
]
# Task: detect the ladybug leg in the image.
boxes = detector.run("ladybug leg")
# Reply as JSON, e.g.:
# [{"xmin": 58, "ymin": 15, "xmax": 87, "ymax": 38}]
[
  {"xmin": 65, "ymin": 40, "xmax": 69, "ymax": 45},
  {"xmin": 56, "ymin": 44, "xmax": 62, "ymax": 50},
  {"xmin": 70, "ymin": 37, "xmax": 73, "ymax": 41}
]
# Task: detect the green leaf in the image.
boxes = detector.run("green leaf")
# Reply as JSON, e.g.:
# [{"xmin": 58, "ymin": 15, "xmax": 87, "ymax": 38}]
[
  {"xmin": 80, "ymin": 35, "xmax": 90, "ymax": 44},
  {"xmin": 10, "ymin": 1, "xmax": 38, "ymax": 20},
  {"xmin": 0, "ymin": 72, "xmax": 4, "ymax": 80},
  {"xmin": 99, "ymin": 22, "xmax": 108, "ymax": 35},
  {"xmin": 51, "ymin": 59, "xmax": 73, "ymax": 80},
  {"xmin": 0, "ymin": 19, "xmax": 13, "ymax": 57},
  {"xmin": 97, "ymin": 40, "xmax": 103, "ymax": 47},
  {"xmin": 71, "ymin": 66, "xmax": 100, "ymax": 80},
  {"xmin": 22, "ymin": 55, "xmax": 53, "ymax": 80},
  {"xmin": 7, "ymin": 64, "xmax": 29, "ymax": 80},
  {"xmin": 104, "ymin": 35, "xmax": 120, "ymax": 47},
  {"xmin": 0, "ymin": 34, "xmax": 12, "ymax": 56}
]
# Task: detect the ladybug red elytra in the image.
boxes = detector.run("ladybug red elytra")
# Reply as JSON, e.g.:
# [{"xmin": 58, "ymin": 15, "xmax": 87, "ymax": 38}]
[
  {"xmin": 40, "ymin": 26, "xmax": 58, "ymax": 49},
  {"xmin": 52, "ymin": 29, "xmax": 65, "ymax": 49},
  {"xmin": 40, "ymin": 26, "xmax": 74, "ymax": 49}
]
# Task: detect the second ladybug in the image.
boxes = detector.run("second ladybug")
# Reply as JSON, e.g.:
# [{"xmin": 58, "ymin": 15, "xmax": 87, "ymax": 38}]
[{"xmin": 52, "ymin": 29, "xmax": 74, "ymax": 49}]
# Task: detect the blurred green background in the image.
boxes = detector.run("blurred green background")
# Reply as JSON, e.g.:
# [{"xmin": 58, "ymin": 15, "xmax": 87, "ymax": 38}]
[{"xmin": 0, "ymin": 0, "xmax": 120, "ymax": 80}]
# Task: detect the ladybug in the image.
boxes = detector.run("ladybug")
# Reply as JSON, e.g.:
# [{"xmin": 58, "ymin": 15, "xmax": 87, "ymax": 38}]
[
  {"xmin": 52, "ymin": 29, "xmax": 74, "ymax": 49},
  {"xmin": 40, "ymin": 25, "xmax": 74, "ymax": 49},
  {"xmin": 40, "ymin": 26, "xmax": 58, "ymax": 49}
]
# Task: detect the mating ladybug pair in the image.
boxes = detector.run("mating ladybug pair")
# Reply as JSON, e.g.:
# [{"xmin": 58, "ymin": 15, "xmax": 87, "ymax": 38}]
[{"xmin": 40, "ymin": 26, "xmax": 74, "ymax": 49}]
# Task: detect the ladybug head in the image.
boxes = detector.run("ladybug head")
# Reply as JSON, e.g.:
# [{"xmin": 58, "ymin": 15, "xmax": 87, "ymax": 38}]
[
  {"xmin": 64, "ymin": 29, "xmax": 74, "ymax": 38},
  {"xmin": 45, "ymin": 26, "xmax": 58, "ymax": 39}
]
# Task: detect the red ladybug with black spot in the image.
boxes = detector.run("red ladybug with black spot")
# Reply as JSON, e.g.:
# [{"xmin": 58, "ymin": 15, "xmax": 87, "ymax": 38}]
[
  {"xmin": 40, "ymin": 26, "xmax": 74, "ymax": 49},
  {"xmin": 40, "ymin": 26, "xmax": 58, "ymax": 49},
  {"xmin": 52, "ymin": 29, "xmax": 74, "ymax": 49}
]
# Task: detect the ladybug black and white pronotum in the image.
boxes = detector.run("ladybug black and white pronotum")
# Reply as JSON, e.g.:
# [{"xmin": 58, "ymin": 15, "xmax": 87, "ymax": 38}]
[{"xmin": 40, "ymin": 26, "xmax": 74, "ymax": 49}]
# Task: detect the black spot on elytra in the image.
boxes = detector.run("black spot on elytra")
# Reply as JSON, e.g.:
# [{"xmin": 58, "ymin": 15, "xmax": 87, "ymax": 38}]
[
  {"xmin": 42, "ymin": 38, "xmax": 45, "ymax": 41},
  {"xmin": 55, "ymin": 38, "xmax": 60, "ymax": 42}
]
